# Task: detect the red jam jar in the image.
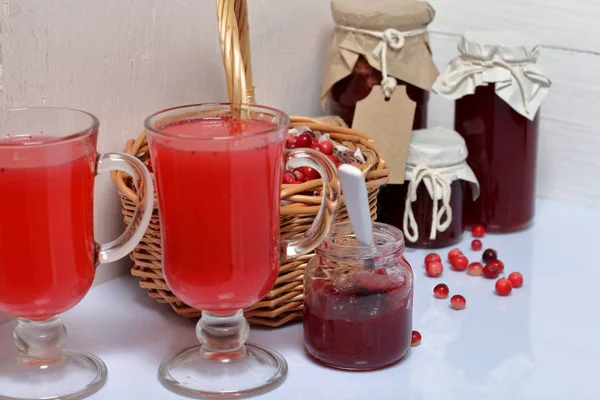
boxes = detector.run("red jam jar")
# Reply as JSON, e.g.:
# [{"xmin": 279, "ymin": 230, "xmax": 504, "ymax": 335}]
[
  {"xmin": 378, "ymin": 127, "xmax": 479, "ymax": 248},
  {"xmin": 434, "ymin": 31, "xmax": 552, "ymax": 232},
  {"xmin": 321, "ymin": 0, "xmax": 438, "ymax": 128},
  {"xmin": 304, "ymin": 222, "xmax": 413, "ymax": 370}
]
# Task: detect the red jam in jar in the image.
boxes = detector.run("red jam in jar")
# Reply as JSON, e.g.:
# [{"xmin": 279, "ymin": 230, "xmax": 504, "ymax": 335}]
[
  {"xmin": 304, "ymin": 222, "xmax": 413, "ymax": 370},
  {"xmin": 434, "ymin": 31, "xmax": 551, "ymax": 232},
  {"xmin": 330, "ymin": 56, "xmax": 429, "ymax": 130},
  {"xmin": 455, "ymin": 83, "xmax": 539, "ymax": 232},
  {"xmin": 377, "ymin": 127, "xmax": 479, "ymax": 249}
]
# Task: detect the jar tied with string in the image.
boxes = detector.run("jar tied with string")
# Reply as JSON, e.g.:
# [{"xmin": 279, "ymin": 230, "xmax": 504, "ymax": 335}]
[
  {"xmin": 321, "ymin": 0, "xmax": 438, "ymax": 129},
  {"xmin": 379, "ymin": 127, "xmax": 480, "ymax": 249},
  {"xmin": 434, "ymin": 31, "xmax": 552, "ymax": 232}
]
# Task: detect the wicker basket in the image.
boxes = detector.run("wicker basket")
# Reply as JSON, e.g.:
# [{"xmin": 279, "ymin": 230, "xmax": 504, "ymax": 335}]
[{"xmin": 111, "ymin": 0, "xmax": 390, "ymax": 327}]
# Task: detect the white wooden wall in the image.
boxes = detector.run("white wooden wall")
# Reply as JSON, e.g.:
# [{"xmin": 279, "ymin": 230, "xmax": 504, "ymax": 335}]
[{"xmin": 0, "ymin": 1, "xmax": 599, "ymax": 322}]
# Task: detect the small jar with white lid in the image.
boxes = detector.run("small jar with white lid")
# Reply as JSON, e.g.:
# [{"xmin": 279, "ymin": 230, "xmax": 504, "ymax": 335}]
[
  {"xmin": 433, "ymin": 31, "xmax": 552, "ymax": 233},
  {"xmin": 378, "ymin": 127, "xmax": 479, "ymax": 249}
]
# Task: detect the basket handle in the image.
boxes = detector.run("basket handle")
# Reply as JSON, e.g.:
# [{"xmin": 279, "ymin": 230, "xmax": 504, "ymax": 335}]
[{"xmin": 216, "ymin": 0, "xmax": 255, "ymax": 118}]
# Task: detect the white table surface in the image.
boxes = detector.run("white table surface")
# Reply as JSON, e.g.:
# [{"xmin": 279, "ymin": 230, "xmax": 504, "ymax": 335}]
[{"xmin": 2, "ymin": 198, "xmax": 599, "ymax": 400}]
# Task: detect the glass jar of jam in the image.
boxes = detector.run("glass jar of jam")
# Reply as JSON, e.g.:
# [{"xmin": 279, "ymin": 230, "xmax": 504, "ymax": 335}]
[
  {"xmin": 378, "ymin": 127, "xmax": 479, "ymax": 249},
  {"xmin": 304, "ymin": 222, "xmax": 413, "ymax": 370},
  {"xmin": 434, "ymin": 31, "xmax": 552, "ymax": 232},
  {"xmin": 321, "ymin": 0, "xmax": 438, "ymax": 128}
]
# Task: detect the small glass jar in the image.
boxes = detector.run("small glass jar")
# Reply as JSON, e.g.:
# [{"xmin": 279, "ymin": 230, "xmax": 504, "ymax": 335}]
[
  {"xmin": 303, "ymin": 222, "xmax": 413, "ymax": 371},
  {"xmin": 434, "ymin": 31, "xmax": 551, "ymax": 232},
  {"xmin": 377, "ymin": 127, "xmax": 480, "ymax": 249},
  {"xmin": 330, "ymin": 56, "xmax": 429, "ymax": 130}
]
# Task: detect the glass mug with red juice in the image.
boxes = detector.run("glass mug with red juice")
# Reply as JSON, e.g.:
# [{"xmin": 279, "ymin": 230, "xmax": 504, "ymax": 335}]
[
  {"xmin": 145, "ymin": 103, "xmax": 341, "ymax": 398},
  {"xmin": 0, "ymin": 107, "xmax": 154, "ymax": 400}
]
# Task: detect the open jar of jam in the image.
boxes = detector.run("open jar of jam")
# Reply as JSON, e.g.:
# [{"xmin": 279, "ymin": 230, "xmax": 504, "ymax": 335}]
[
  {"xmin": 304, "ymin": 222, "xmax": 413, "ymax": 370},
  {"xmin": 378, "ymin": 127, "xmax": 480, "ymax": 248},
  {"xmin": 434, "ymin": 31, "xmax": 552, "ymax": 232},
  {"xmin": 321, "ymin": 0, "xmax": 438, "ymax": 128}
]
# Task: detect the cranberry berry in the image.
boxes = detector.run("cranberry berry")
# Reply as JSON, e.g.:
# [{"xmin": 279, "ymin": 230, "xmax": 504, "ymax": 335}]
[
  {"xmin": 451, "ymin": 255, "xmax": 469, "ymax": 272},
  {"xmin": 411, "ymin": 330, "xmax": 422, "ymax": 347},
  {"xmin": 482, "ymin": 248, "xmax": 498, "ymax": 264},
  {"xmin": 433, "ymin": 283, "xmax": 449, "ymax": 299},
  {"xmin": 424, "ymin": 253, "xmax": 441, "ymax": 265},
  {"xmin": 508, "ymin": 272, "xmax": 524, "ymax": 288},
  {"xmin": 471, "ymin": 239, "xmax": 482, "ymax": 251},
  {"xmin": 467, "ymin": 262, "xmax": 484, "ymax": 276},
  {"xmin": 425, "ymin": 261, "xmax": 443, "ymax": 277},
  {"xmin": 301, "ymin": 166, "xmax": 320, "ymax": 181},
  {"xmin": 495, "ymin": 278, "xmax": 513, "ymax": 296},
  {"xmin": 472, "ymin": 224, "xmax": 485, "ymax": 238},
  {"xmin": 319, "ymin": 141, "xmax": 334, "ymax": 156},
  {"xmin": 282, "ymin": 172, "xmax": 296, "ymax": 184},
  {"xmin": 450, "ymin": 295, "xmax": 466, "ymax": 310},
  {"xmin": 482, "ymin": 262, "xmax": 501, "ymax": 279},
  {"xmin": 296, "ymin": 132, "xmax": 312, "ymax": 148},
  {"xmin": 447, "ymin": 248, "xmax": 462, "ymax": 260}
]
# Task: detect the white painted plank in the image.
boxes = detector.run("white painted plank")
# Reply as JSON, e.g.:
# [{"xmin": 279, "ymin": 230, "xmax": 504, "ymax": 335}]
[
  {"xmin": 428, "ymin": 33, "xmax": 600, "ymax": 208},
  {"xmin": 427, "ymin": 0, "xmax": 600, "ymax": 54}
]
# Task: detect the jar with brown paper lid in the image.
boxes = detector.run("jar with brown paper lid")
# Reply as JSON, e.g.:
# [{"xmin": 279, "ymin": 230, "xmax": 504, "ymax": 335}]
[
  {"xmin": 433, "ymin": 31, "xmax": 552, "ymax": 233},
  {"xmin": 379, "ymin": 127, "xmax": 480, "ymax": 249},
  {"xmin": 321, "ymin": 0, "xmax": 438, "ymax": 130}
]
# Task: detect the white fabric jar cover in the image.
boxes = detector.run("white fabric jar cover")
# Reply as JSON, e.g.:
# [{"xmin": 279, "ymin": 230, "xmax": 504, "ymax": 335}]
[
  {"xmin": 403, "ymin": 127, "xmax": 479, "ymax": 243},
  {"xmin": 432, "ymin": 31, "xmax": 552, "ymax": 121}
]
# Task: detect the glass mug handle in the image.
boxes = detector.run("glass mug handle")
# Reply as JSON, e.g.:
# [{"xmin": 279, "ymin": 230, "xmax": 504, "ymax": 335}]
[
  {"xmin": 95, "ymin": 152, "xmax": 154, "ymax": 264},
  {"xmin": 282, "ymin": 148, "xmax": 341, "ymax": 258}
]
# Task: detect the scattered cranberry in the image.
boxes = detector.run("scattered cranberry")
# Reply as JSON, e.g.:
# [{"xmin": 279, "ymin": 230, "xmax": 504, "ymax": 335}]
[
  {"xmin": 310, "ymin": 142, "xmax": 321, "ymax": 150},
  {"xmin": 447, "ymin": 248, "xmax": 462, "ymax": 261},
  {"xmin": 451, "ymin": 255, "xmax": 469, "ymax": 271},
  {"xmin": 411, "ymin": 330, "xmax": 422, "ymax": 347},
  {"xmin": 433, "ymin": 283, "xmax": 449, "ymax": 299},
  {"xmin": 482, "ymin": 248, "xmax": 498, "ymax": 264},
  {"xmin": 425, "ymin": 261, "xmax": 443, "ymax": 277},
  {"xmin": 508, "ymin": 272, "xmax": 523, "ymax": 288},
  {"xmin": 482, "ymin": 262, "xmax": 501, "ymax": 279},
  {"xmin": 287, "ymin": 142, "xmax": 298, "ymax": 149},
  {"xmin": 329, "ymin": 155, "xmax": 340, "ymax": 164},
  {"xmin": 296, "ymin": 132, "xmax": 312, "ymax": 148},
  {"xmin": 301, "ymin": 166, "xmax": 320, "ymax": 181},
  {"xmin": 494, "ymin": 259, "xmax": 505, "ymax": 273},
  {"xmin": 424, "ymin": 253, "xmax": 441, "ymax": 265},
  {"xmin": 467, "ymin": 262, "xmax": 484, "ymax": 276},
  {"xmin": 472, "ymin": 224, "xmax": 485, "ymax": 238},
  {"xmin": 471, "ymin": 239, "xmax": 482, "ymax": 251},
  {"xmin": 319, "ymin": 141, "xmax": 334, "ymax": 155},
  {"xmin": 450, "ymin": 295, "xmax": 466, "ymax": 310},
  {"xmin": 495, "ymin": 278, "xmax": 513, "ymax": 296},
  {"xmin": 311, "ymin": 137, "xmax": 319, "ymax": 145},
  {"xmin": 282, "ymin": 172, "xmax": 296, "ymax": 184}
]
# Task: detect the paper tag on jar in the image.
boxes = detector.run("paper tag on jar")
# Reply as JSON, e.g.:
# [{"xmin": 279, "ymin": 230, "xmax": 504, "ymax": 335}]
[{"xmin": 352, "ymin": 85, "xmax": 416, "ymax": 184}]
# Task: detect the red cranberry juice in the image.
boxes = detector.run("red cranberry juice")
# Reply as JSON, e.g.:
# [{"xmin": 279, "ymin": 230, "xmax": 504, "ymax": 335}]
[
  {"xmin": 455, "ymin": 84, "xmax": 539, "ymax": 232},
  {"xmin": 304, "ymin": 271, "xmax": 413, "ymax": 370},
  {"xmin": 150, "ymin": 117, "xmax": 283, "ymax": 311},
  {"xmin": 0, "ymin": 135, "xmax": 96, "ymax": 320},
  {"xmin": 378, "ymin": 180, "xmax": 464, "ymax": 248}
]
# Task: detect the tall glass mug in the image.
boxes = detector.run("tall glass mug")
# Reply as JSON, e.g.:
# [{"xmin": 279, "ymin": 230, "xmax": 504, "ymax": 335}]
[
  {"xmin": 0, "ymin": 107, "xmax": 154, "ymax": 400},
  {"xmin": 145, "ymin": 103, "xmax": 340, "ymax": 398}
]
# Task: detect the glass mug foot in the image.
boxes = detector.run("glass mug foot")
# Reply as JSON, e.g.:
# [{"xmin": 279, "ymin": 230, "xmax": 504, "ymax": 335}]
[
  {"xmin": 0, "ymin": 350, "xmax": 106, "ymax": 400},
  {"xmin": 159, "ymin": 343, "xmax": 287, "ymax": 399}
]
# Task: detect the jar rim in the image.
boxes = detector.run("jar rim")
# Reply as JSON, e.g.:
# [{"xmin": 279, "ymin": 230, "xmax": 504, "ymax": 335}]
[{"xmin": 318, "ymin": 222, "xmax": 405, "ymax": 258}]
